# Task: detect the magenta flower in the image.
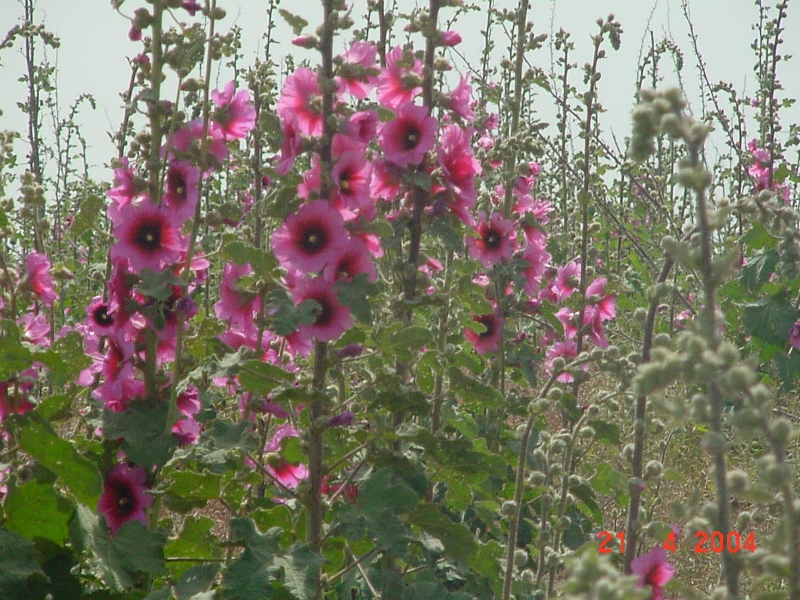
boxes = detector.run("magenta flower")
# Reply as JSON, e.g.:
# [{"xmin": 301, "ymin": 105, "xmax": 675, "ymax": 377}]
[
  {"xmin": 0, "ymin": 380, "xmax": 35, "ymax": 422},
  {"xmin": 276, "ymin": 67, "xmax": 323, "ymax": 137},
  {"xmin": 379, "ymin": 102, "xmax": 437, "ymax": 168},
  {"xmin": 111, "ymin": 197, "xmax": 186, "ymax": 273},
  {"xmin": 272, "ymin": 200, "xmax": 350, "ymax": 273},
  {"xmin": 172, "ymin": 415, "xmax": 201, "ymax": 446},
  {"xmin": 377, "ymin": 46, "xmax": 422, "ymax": 109},
  {"xmin": 586, "ymin": 277, "xmax": 616, "ymax": 321},
  {"xmin": 108, "ymin": 158, "xmax": 141, "ymax": 207},
  {"xmin": 211, "ymin": 81, "xmax": 256, "ymax": 140},
  {"xmin": 337, "ymin": 41, "xmax": 378, "ymax": 99},
  {"xmin": 464, "ymin": 311, "xmax": 505, "ymax": 355},
  {"xmin": 552, "ymin": 261, "xmax": 581, "ymax": 300},
  {"xmin": 331, "ymin": 148, "xmax": 373, "ymax": 214},
  {"xmin": 790, "ymin": 322, "xmax": 800, "ymax": 349},
  {"xmin": 466, "ymin": 212, "xmax": 518, "ymax": 268},
  {"xmin": 170, "ymin": 119, "xmax": 229, "ymax": 168},
  {"xmin": 522, "ymin": 239, "xmax": 551, "ymax": 295},
  {"xmin": 265, "ymin": 424, "xmax": 308, "ymax": 489},
  {"xmin": 85, "ymin": 296, "xmax": 117, "ymax": 337},
  {"xmin": 276, "ymin": 113, "xmax": 302, "ymax": 175},
  {"xmin": 214, "ymin": 262, "xmax": 259, "ymax": 332},
  {"xmin": 448, "ymin": 74, "xmax": 474, "ymax": 122},
  {"xmin": 98, "ymin": 463, "xmax": 153, "ymax": 535},
  {"xmin": 438, "ymin": 124, "xmax": 479, "ymax": 209},
  {"xmin": 440, "ymin": 30, "xmax": 462, "ymax": 46},
  {"xmin": 344, "ymin": 110, "xmax": 379, "ymax": 144},
  {"xmin": 370, "ymin": 159, "xmax": 403, "ymax": 202},
  {"xmin": 181, "ymin": 1, "xmax": 201, "ymax": 16},
  {"xmin": 322, "ymin": 237, "xmax": 377, "ymax": 284},
  {"xmin": 631, "ymin": 546, "xmax": 675, "ymax": 600},
  {"xmin": 163, "ymin": 160, "xmax": 200, "ymax": 223},
  {"xmin": 291, "ymin": 276, "xmax": 353, "ymax": 343},
  {"xmin": 24, "ymin": 252, "xmax": 58, "ymax": 307}
]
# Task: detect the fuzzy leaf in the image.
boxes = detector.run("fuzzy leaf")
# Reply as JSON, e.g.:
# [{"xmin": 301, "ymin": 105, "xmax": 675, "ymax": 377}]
[
  {"xmin": 103, "ymin": 399, "xmax": 178, "ymax": 469},
  {"xmin": 0, "ymin": 527, "xmax": 46, "ymax": 598},
  {"xmin": 4, "ymin": 481, "xmax": 73, "ymax": 545}
]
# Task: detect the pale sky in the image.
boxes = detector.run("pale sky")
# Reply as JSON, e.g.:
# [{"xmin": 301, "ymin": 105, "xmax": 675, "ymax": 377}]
[{"xmin": 0, "ymin": 0, "xmax": 798, "ymax": 180}]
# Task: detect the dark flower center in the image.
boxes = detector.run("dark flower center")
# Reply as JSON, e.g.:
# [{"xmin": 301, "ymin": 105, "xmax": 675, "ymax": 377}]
[
  {"xmin": 478, "ymin": 316, "xmax": 495, "ymax": 338},
  {"xmin": 112, "ymin": 483, "xmax": 136, "ymax": 517},
  {"xmin": 403, "ymin": 126, "xmax": 421, "ymax": 150},
  {"xmin": 134, "ymin": 220, "xmax": 162, "ymax": 252},
  {"xmin": 168, "ymin": 169, "xmax": 187, "ymax": 200},
  {"xmin": 301, "ymin": 226, "xmax": 327, "ymax": 253},
  {"xmin": 93, "ymin": 305, "xmax": 114, "ymax": 327},
  {"xmin": 484, "ymin": 230, "xmax": 501, "ymax": 249},
  {"xmin": 311, "ymin": 294, "xmax": 333, "ymax": 327}
]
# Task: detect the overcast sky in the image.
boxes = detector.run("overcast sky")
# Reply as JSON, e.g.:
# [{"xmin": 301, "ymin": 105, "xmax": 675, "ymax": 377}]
[{"xmin": 0, "ymin": 0, "xmax": 798, "ymax": 179}]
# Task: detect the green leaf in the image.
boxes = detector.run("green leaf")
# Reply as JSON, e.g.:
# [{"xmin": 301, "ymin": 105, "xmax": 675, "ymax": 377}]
[
  {"xmin": 448, "ymin": 368, "xmax": 501, "ymax": 408},
  {"xmin": 163, "ymin": 470, "xmax": 222, "ymax": 513},
  {"xmin": 0, "ymin": 321, "xmax": 34, "ymax": 379},
  {"xmin": 359, "ymin": 468, "xmax": 418, "ymax": 556},
  {"xmin": 4, "ymin": 481, "xmax": 73, "ymax": 544},
  {"xmin": 335, "ymin": 274, "xmax": 378, "ymax": 324},
  {"xmin": 741, "ymin": 220, "xmax": 776, "ymax": 250},
  {"xmin": 204, "ymin": 419, "xmax": 258, "ymax": 452},
  {"xmin": 278, "ymin": 8, "xmax": 308, "ymax": 35},
  {"xmin": 173, "ymin": 563, "xmax": 220, "ymax": 600},
  {"xmin": 135, "ymin": 269, "xmax": 184, "ymax": 302},
  {"xmin": 0, "ymin": 527, "xmax": 46, "ymax": 599},
  {"xmin": 387, "ymin": 326, "xmax": 433, "ymax": 360},
  {"xmin": 72, "ymin": 505, "xmax": 165, "ymax": 591},
  {"xmin": 775, "ymin": 352, "xmax": 800, "ymax": 391},
  {"xmin": 70, "ymin": 193, "xmax": 106, "ymax": 237},
  {"xmin": 34, "ymin": 393, "xmax": 72, "ymax": 421},
  {"xmin": 221, "ymin": 519, "xmax": 282, "ymax": 600},
  {"xmin": 408, "ymin": 504, "xmax": 477, "ymax": 560},
  {"xmin": 238, "ymin": 359, "xmax": 294, "ymax": 395},
  {"xmin": 591, "ymin": 463, "xmax": 629, "ymax": 505},
  {"xmin": 587, "ymin": 420, "xmax": 620, "ymax": 445},
  {"xmin": 17, "ymin": 415, "xmax": 103, "ymax": 507},
  {"xmin": 274, "ymin": 544, "xmax": 323, "ymax": 600},
  {"xmin": 743, "ymin": 294, "xmax": 795, "ymax": 346},
  {"xmin": 571, "ymin": 483, "xmax": 602, "ymax": 526},
  {"xmin": 103, "ymin": 400, "xmax": 178, "ymax": 469},
  {"xmin": 221, "ymin": 241, "xmax": 277, "ymax": 278},
  {"xmin": 741, "ymin": 249, "xmax": 778, "ymax": 291},
  {"xmin": 268, "ymin": 290, "xmax": 319, "ymax": 336}
]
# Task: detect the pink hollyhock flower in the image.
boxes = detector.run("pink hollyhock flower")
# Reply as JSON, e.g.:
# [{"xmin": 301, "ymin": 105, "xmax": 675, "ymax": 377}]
[
  {"xmin": 438, "ymin": 124, "xmax": 479, "ymax": 208},
  {"xmin": 169, "ymin": 119, "xmax": 229, "ymax": 168},
  {"xmin": 464, "ymin": 311, "xmax": 504, "ymax": 355},
  {"xmin": 272, "ymin": 200, "xmax": 350, "ymax": 273},
  {"xmin": 466, "ymin": 212, "xmax": 518, "ymax": 268},
  {"xmin": 211, "ymin": 81, "xmax": 256, "ymax": 140},
  {"xmin": 448, "ymin": 75, "xmax": 474, "ymax": 122},
  {"xmin": 379, "ymin": 102, "xmax": 437, "ymax": 168},
  {"xmin": 181, "ymin": 1, "xmax": 201, "ymax": 16},
  {"xmin": 98, "ymin": 463, "xmax": 153, "ymax": 535},
  {"xmin": 552, "ymin": 261, "xmax": 581, "ymax": 301},
  {"xmin": 19, "ymin": 312, "xmax": 50, "ymax": 347},
  {"xmin": 276, "ymin": 67, "xmax": 323, "ymax": 137},
  {"xmin": 214, "ymin": 262, "xmax": 259, "ymax": 332},
  {"xmin": 177, "ymin": 385, "xmax": 201, "ymax": 416},
  {"xmin": 337, "ymin": 41, "xmax": 378, "ymax": 99},
  {"xmin": 331, "ymin": 148, "xmax": 373, "ymax": 214},
  {"xmin": 24, "ymin": 252, "xmax": 58, "ymax": 307},
  {"xmin": 291, "ymin": 276, "xmax": 353, "ymax": 343},
  {"xmin": 586, "ymin": 277, "xmax": 616, "ymax": 321},
  {"xmin": 790, "ymin": 322, "xmax": 800, "ymax": 349},
  {"xmin": 86, "ymin": 297, "xmax": 117, "ymax": 337},
  {"xmin": 172, "ymin": 414, "xmax": 201, "ymax": 446},
  {"xmin": 323, "ymin": 237, "xmax": 377, "ymax": 283},
  {"xmin": 631, "ymin": 546, "xmax": 675, "ymax": 600},
  {"xmin": 0, "ymin": 380, "xmax": 35, "ymax": 421},
  {"xmin": 440, "ymin": 30, "xmax": 462, "ymax": 46},
  {"xmin": 276, "ymin": 113, "xmax": 302, "ymax": 175},
  {"xmin": 522, "ymin": 239, "xmax": 551, "ymax": 295},
  {"xmin": 377, "ymin": 46, "xmax": 422, "ymax": 109},
  {"xmin": 545, "ymin": 339, "xmax": 578, "ymax": 382},
  {"xmin": 163, "ymin": 160, "xmax": 200, "ymax": 223},
  {"xmin": 108, "ymin": 158, "xmax": 141, "ymax": 207},
  {"xmin": 111, "ymin": 197, "xmax": 186, "ymax": 273},
  {"xmin": 344, "ymin": 110, "xmax": 379, "ymax": 144},
  {"xmin": 370, "ymin": 159, "xmax": 403, "ymax": 202},
  {"xmin": 265, "ymin": 424, "xmax": 308, "ymax": 489}
]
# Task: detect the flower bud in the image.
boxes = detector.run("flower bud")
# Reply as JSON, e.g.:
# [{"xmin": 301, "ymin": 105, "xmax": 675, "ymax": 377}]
[{"xmin": 513, "ymin": 549, "xmax": 528, "ymax": 568}]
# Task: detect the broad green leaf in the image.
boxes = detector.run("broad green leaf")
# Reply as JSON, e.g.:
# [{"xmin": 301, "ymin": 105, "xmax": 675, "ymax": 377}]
[
  {"xmin": 0, "ymin": 527, "xmax": 46, "ymax": 599},
  {"xmin": 408, "ymin": 504, "xmax": 477, "ymax": 560},
  {"xmin": 743, "ymin": 294, "xmax": 795, "ymax": 346},
  {"xmin": 17, "ymin": 415, "xmax": 103, "ymax": 507},
  {"xmin": 4, "ymin": 481, "xmax": 73, "ymax": 544},
  {"xmin": 448, "ymin": 368, "xmax": 501, "ymax": 407},
  {"xmin": 741, "ymin": 249, "xmax": 778, "ymax": 291},
  {"xmin": 220, "ymin": 519, "xmax": 282, "ymax": 600},
  {"xmin": 103, "ymin": 400, "xmax": 178, "ymax": 469},
  {"xmin": 238, "ymin": 359, "xmax": 294, "ymax": 395},
  {"xmin": 221, "ymin": 241, "xmax": 277, "ymax": 278},
  {"xmin": 0, "ymin": 321, "xmax": 34, "ymax": 379},
  {"xmin": 335, "ymin": 274, "xmax": 378, "ymax": 324},
  {"xmin": 163, "ymin": 470, "xmax": 222, "ymax": 513},
  {"xmin": 274, "ymin": 544, "xmax": 323, "ymax": 600},
  {"xmin": 173, "ymin": 563, "xmax": 220, "ymax": 600},
  {"xmin": 587, "ymin": 419, "xmax": 620, "ymax": 445}
]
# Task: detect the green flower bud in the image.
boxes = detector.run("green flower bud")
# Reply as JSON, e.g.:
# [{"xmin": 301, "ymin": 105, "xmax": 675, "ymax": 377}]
[
  {"xmin": 726, "ymin": 470, "xmax": 749, "ymax": 496},
  {"xmin": 501, "ymin": 501, "xmax": 517, "ymax": 517},
  {"xmin": 514, "ymin": 549, "xmax": 529, "ymax": 568}
]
